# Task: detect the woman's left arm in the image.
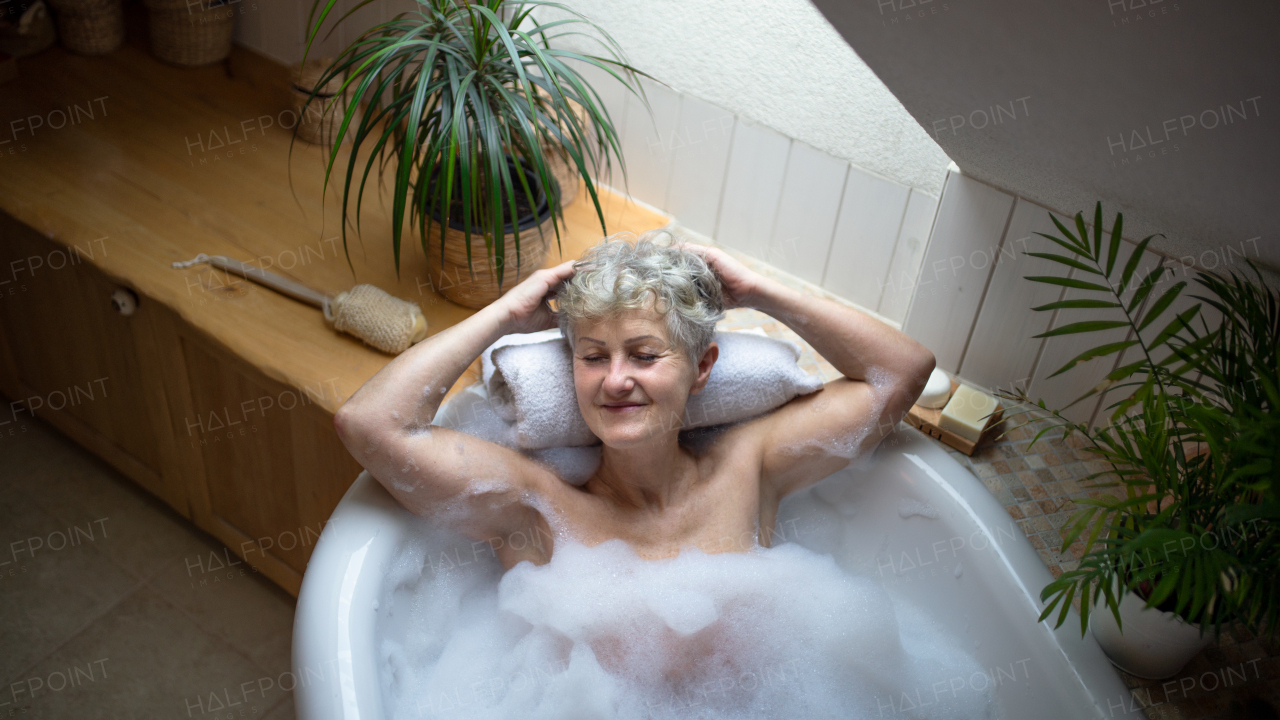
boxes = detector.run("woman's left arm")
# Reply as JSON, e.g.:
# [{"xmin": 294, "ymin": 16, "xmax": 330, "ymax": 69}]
[
  {"xmin": 689, "ymin": 245, "xmax": 935, "ymax": 497},
  {"xmin": 749, "ymin": 273, "xmax": 935, "ymax": 395}
]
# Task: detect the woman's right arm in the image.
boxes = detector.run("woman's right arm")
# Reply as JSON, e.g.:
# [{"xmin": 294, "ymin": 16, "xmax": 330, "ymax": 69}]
[
  {"xmin": 685, "ymin": 244, "xmax": 934, "ymax": 498},
  {"xmin": 333, "ymin": 262, "xmax": 576, "ymax": 543}
]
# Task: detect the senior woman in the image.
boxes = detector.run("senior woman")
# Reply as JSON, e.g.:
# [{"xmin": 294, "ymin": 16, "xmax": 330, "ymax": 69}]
[{"xmin": 334, "ymin": 233, "xmax": 935, "ymax": 570}]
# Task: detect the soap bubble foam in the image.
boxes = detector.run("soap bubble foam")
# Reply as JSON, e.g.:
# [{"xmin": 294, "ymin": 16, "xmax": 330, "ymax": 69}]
[
  {"xmin": 379, "ymin": 522, "xmax": 1000, "ymax": 719},
  {"xmin": 898, "ymin": 499, "xmax": 940, "ymax": 520}
]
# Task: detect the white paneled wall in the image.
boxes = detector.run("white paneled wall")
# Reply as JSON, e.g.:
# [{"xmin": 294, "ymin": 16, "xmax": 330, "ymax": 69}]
[
  {"xmin": 574, "ymin": 72, "xmax": 939, "ymax": 326},
  {"xmin": 617, "ymin": 77, "xmax": 683, "ymax": 212},
  {"xmin": 823, "ymin": 169, "xmax": 910, "ymax": 311},
  {"xmin": 902, "ymin": 172, "xmax": 1015, "ymax": 373},
  {"xmin": 769, "ymin": 143, "xmax": 849, "ymax": 285},
  {"xmin": 716, "ymin": 120, "xmax": 792, "ymax": 262},
  {"xmin": 958, "ymin": 198, "xmax": 1066, "ymax": 395},
  {"xmin": 878, "ymin": 189, "xmax": 940, "ymax": 323},
  {"xmin": 663, "ymin": 95, "xmax": 736, "ymax": 238}
]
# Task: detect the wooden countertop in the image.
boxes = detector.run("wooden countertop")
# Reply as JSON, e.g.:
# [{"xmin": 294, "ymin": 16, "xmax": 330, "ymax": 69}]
[{"xmin": 0, "ymin": 37, "xmax": 668, "ymax": 413}]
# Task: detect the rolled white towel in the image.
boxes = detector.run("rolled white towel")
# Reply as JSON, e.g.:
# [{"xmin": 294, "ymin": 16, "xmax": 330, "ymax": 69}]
[
  {"xmin": 435, "ymin": 384, "xmax": 600, "ymax": 485},
  {"xmin": 432, "ymin": 384, "xmax": 518, "ymax": 449},
  {"xmin": 684, "ymin": 331, "xmax": 825, "ymax": 429},
  {"xmin": 488, "ymin": 335, "xmax": 594, "ymax": 448},
  {"xmin": 487, "ymin": 330, "xmax": 825, "ymax": 450},
  {"xmin": 480, "ymin": 328, "xmax": 563, "ymax": 392}
]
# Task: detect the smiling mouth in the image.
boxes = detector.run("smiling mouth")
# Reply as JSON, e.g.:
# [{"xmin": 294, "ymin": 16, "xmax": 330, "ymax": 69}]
[{"xmin": 601, "ymin": 402, "xmax": 645, "ymax": 412}]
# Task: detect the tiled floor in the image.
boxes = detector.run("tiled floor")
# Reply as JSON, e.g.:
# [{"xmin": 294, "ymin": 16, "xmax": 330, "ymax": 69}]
[
  {"xmin": 0, "ymin": 405, "xmax": 297, "ymax": 719},
  {"xmin": 3, "ymin": 304, "xmax": 1276, "ymax": 720}
]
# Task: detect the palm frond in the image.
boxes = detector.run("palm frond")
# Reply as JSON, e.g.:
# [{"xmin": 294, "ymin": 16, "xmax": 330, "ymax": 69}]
[{"xmin": 998, "ymin": 205, "xmax": 1279, "ymax": 640}]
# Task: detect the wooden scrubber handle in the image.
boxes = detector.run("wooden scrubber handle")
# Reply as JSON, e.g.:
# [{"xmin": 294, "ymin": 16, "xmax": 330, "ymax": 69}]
[{"xmin": 172, "ymin": 254, "xmax": 329, "ymax": 308}]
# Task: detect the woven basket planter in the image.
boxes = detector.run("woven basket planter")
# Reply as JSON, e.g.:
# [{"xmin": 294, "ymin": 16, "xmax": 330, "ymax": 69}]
[
  {"xmin": 290, "ymin": 58, "xmax": 352, "ymax": 146},
  {"xmin": 145, "ymin": 0, "xmax": 234, "ymax": 66},
  {"xmin": 423, "ymin": 215, "xmax": 556, "ymax": 309},
  {"xmin": 419, "ymin": 157, "xmax": 560, "ymax": 308},
  {"xmin": 543, "ymin": 145, "xmax": 580, "ymax": 210},
  {"xmin": 50, "ymin": 0, "xmax": 123, "ymax": 55}
]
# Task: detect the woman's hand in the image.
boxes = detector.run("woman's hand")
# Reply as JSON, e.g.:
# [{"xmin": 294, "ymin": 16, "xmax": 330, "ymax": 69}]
[
  {"xmin": 682, "ymin": 244, "xmax": 761, "ymax": 309},
  {"xmin": 494, "ymin": 260, "xmax": 576, "ymax": 334}
]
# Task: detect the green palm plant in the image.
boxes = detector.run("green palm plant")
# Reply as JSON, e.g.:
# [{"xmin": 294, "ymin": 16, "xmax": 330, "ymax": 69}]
[
  {"xmin": 997, "ymin": 203, "xmax": 1279, "ymax": 641},
  {"xmin": 298, "ymin": 0, "xmax": 645, "ymax": 290}
]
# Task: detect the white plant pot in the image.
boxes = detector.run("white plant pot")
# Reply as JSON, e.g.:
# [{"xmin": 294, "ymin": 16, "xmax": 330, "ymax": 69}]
[{"xmin": 1089, "ymin": 589, "xmax": 1214, "ymax": 680}]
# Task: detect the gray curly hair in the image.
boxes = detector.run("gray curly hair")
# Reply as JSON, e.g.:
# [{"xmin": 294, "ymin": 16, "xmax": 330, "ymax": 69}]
[{"xmin": 556, "ymin": 230, "xmax": 726, "ymax": 359}]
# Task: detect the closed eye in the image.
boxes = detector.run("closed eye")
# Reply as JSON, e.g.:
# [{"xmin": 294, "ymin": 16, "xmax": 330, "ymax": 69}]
[{"xmin": 580, "ymin": 354, "xmax": 658, "ymax": 363}]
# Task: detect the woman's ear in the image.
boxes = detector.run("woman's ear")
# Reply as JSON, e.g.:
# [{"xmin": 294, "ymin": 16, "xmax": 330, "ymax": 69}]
[{"xmin": 689, "ymin": 342, "xmax": 719, "ymax": 395}]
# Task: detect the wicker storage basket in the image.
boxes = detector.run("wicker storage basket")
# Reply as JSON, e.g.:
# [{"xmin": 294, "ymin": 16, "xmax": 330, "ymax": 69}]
[
  {"xmin": 290, "ymin": 58, "xmax": 352, "ymax": 146},
  {"xmin": 50, "ymin": 0, "xmax": 123, "ymax": 55},
  {"xmin": 423, "ymin": 214, "xmax": 556, "ymax": 308},
  {"xmin": 145, "ymin": 0, "xmax": 234, "ymax": 66},
  {"xmin": 2, "ymin": 0, "xmax": 57, "ymax": 57}
]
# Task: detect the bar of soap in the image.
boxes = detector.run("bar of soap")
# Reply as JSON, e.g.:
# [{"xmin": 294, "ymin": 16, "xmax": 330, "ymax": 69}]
[
  {"xmin": 917, "ymin": 368, "xmax": 952, "ymax": 409},
  {"xmin": 939, "ymin": 384, "xmax": 998, "ymax": 443}
]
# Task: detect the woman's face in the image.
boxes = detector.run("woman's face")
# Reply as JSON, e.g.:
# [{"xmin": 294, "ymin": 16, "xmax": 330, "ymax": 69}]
[{"xmin": 571, "ymin": 307, "xmax": 717, "ymax": 449}]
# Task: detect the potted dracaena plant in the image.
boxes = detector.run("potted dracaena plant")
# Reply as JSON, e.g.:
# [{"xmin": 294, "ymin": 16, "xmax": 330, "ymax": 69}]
[
  {"xmin": 297, "ymin": 0, "xmax": 645, "ymax": 307},
  {"xmin": 997, "ymin": 203, "xmax": 1278, "ymax": 680}
]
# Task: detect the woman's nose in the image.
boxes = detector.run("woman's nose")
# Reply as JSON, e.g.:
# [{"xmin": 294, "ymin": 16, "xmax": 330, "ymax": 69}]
[{"xmin": 602, "ymin": 357, "xmax": 634, "ymax": 395}]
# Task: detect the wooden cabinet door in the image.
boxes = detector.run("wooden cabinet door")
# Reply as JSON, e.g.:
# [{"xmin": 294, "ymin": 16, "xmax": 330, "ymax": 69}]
[
  {"xmin": 178, "ymin": 332, "xmax": 361, "ymax": 594},
  {"xmin": 0, "ymin": 214, "xmax": 188, "ymax": 515}
]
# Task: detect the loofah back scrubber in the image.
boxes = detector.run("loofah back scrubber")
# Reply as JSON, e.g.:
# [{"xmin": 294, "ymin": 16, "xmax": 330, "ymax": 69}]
[
  {"xmin": 324, "ymin": 284, "xmax": 427, "ymax": 354},
  {"xmin": 173, "ymin": 254, "xmax": 429, "ymax": 355}
]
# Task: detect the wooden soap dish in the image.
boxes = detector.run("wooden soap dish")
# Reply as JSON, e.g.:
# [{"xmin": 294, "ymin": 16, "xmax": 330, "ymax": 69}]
[{"xmin": 905, "ymin": 381, "xmax": 1003, "ymax": 456}]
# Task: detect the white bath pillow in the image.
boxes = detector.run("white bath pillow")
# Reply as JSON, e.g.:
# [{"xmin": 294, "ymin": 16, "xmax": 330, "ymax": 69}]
[
  {"xmin": 486, "ymin": 330, "xmax": 825, "ymax": 451},
  {"xmin": 434, "ymin": 385, "xmax": 598, "ymax": 485}
]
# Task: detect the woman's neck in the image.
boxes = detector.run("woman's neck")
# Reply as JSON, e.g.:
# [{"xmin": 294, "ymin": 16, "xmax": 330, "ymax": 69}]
[{"xmin": 588, "ymin": 435, "xmax": 696, "ymax": 512}]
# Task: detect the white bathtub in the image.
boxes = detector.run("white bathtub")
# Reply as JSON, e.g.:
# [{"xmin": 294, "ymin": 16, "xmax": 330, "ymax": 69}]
[{"xmin": 293, "ymin": 391, "xmax": 1144, "ymax": 720}]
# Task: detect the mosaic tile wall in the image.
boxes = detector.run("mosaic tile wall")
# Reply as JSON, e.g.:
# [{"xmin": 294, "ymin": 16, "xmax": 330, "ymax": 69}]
[{"xmin": 716, "ymin": 305, "xmax": 1280, "ymax": 720}]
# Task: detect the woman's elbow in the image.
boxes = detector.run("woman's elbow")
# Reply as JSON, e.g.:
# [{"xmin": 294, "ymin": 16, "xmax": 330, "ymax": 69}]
[
  {"xmin": 333, "ymin": 403, "xmax": 357, "ymax": 440},
  {"xmin": 886, "ymin": 343, "xmax": 935, "ymax": 411},
  {"xmin": 913, "ymin": 346, "xmax": 936, "ymax": 387},
  {"xmin": 334, "ymin": 403, "xmax": 379, "ymax": 460}
]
